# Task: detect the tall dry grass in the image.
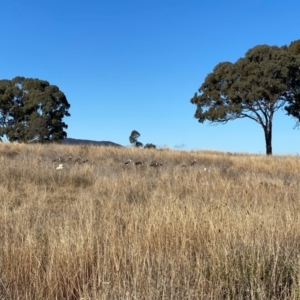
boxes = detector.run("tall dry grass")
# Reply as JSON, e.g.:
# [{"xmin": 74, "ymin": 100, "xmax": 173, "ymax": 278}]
[{"xmin": 0, "ymin": 143, "xmax": 300, "ymax": 299}]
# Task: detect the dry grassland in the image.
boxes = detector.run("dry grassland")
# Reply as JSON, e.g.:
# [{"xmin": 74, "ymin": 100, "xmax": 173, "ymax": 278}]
[{"xmin": 1, "ymin": 143, "xmax": 300, "ymax": 299}]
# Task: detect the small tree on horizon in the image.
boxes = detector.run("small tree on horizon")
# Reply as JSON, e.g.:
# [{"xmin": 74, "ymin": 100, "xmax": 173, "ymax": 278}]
[
  {"xmin": 144, "ymin": 143, "xmax": 156, "ymax": 149},
  {"xmin": 129, "ymin": 130, "xmax": 143, "ymax": 147}
]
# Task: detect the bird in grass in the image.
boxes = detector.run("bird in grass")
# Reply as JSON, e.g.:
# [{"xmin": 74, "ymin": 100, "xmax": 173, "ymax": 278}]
[
  {"xmin": 150, "ymin": 161, "xmax": 163, "ymax": 167},
  {"xmin": 66, "ymin": 155, "xmax": 72, "ymax": 162},
  {"xmin": 82, "ymin": 158, "xmax": 89, "ymax": 164},
  {"xmin": 74, "ymin": 156, "xmax": 82, "ymax": 163},
  {"xmin": 52, "ymin": 157, "xmax": 62, "ymax": 162},
  {"xmin": 181, "ymin": 164, "xmax": 187, "ymax": 168},
  {"xmin": 135, "ymin": 161, "xmax": 144, "ymax": 166},
  {"xmin": 191, "ymin": 158, "xmax": 197, "ymax": 166},
  {"xmin": 56, "ymin": 164, "xmax": 64, "ymax": 170},
  {"xmin": 124, "ymin": 158, "xmax": 132, "ymax": 165}
]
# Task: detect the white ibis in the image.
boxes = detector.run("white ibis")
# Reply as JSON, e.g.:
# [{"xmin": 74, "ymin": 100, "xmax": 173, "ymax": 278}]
[{"xmin": 56, "ymin": 164, "xmax": 64, "ymax": 170}]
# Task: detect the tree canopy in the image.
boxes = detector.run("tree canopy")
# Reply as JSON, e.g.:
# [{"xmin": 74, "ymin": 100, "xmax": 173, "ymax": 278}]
[
  {"xmin": 287, "ymin": 40, "xmax": 300, "ymax": 56},
  {"xmin": 0, "ymin": 76, "xmax": 70, "ymax": 142},
  {"xmin": 129, "ymin": 130, "xmax": 143, "ymax": 147},
  {"xmin": 144, "ymin": 143, "xmax": 156, "ymax": 149},
  {"xmin": 191, "ymin": 42, "xmax": 300, "ymax": 155}
]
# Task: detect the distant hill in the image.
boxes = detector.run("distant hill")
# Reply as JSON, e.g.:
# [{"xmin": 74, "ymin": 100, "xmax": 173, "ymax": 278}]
[{"xmin": 61, "ymin": 138, "xmax": 123, "ymax": 147}]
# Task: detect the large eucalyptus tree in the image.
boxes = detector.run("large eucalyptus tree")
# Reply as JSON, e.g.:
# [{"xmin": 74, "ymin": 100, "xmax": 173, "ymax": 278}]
[
  {"xmin": 191, "ymin": 42, "xmax": 300, "ymax": 155},
  {"xmin": 0, "ymin": 76, "xmax": 70, "ymax": 142}
]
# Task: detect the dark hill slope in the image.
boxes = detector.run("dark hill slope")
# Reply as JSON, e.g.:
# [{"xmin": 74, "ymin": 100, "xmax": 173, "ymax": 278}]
[{"xmin": 61, "ymin": 138, "xmax": 123, "ymax": 147}]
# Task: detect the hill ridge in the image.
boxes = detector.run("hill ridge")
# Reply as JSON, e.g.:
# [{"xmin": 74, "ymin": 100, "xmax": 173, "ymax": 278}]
[{"xmin": 61, "ymin": 138, "xmax": 123, "ymax": 147}]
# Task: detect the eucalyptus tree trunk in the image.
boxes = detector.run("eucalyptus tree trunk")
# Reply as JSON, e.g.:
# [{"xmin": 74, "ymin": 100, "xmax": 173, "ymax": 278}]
[{"xmin": 263, "ymin": 119, "xmax": 272, "ymax": 155}]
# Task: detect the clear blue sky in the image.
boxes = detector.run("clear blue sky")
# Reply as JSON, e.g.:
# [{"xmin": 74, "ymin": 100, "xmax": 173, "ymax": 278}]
[{"xmin": 1, "ymin": 0, "xmax": 300, "ymax": 154}]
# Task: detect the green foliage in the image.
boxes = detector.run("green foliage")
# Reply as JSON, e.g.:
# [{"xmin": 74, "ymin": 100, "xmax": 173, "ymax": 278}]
[
  {"xmin": 129, "ymin": 130, "xmax": 140, "ymax": 144},
  {"xmin": 135, "ymin": 141, "xmax": 143, "ymax": 148},
  {"xmin": 129, "ymin": 130, "xmax": 143, "ymax": 147},
  {"xmin": 191, "ymin": 44, "xmax": 300, "ymax": 155},
  {"xmin": 287, "ymin": 39, "xmax": 300, "ymax": 56},
  {"xmin": 0, "ymin": 76, "xmax": 70, "ymax": 142},
  {"xmin": 144, "ymin": 143, "xmax": 156, "ymax": 149}
]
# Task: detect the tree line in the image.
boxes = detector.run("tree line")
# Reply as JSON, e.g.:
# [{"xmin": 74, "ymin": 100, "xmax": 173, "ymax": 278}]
[
  {"xmin": 2, "ymin": 40, "xmax": 300, "ymax": 153},
  {"xmin": 129, "ymin": 130, "xmax": 156, "ymax": 149}
]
